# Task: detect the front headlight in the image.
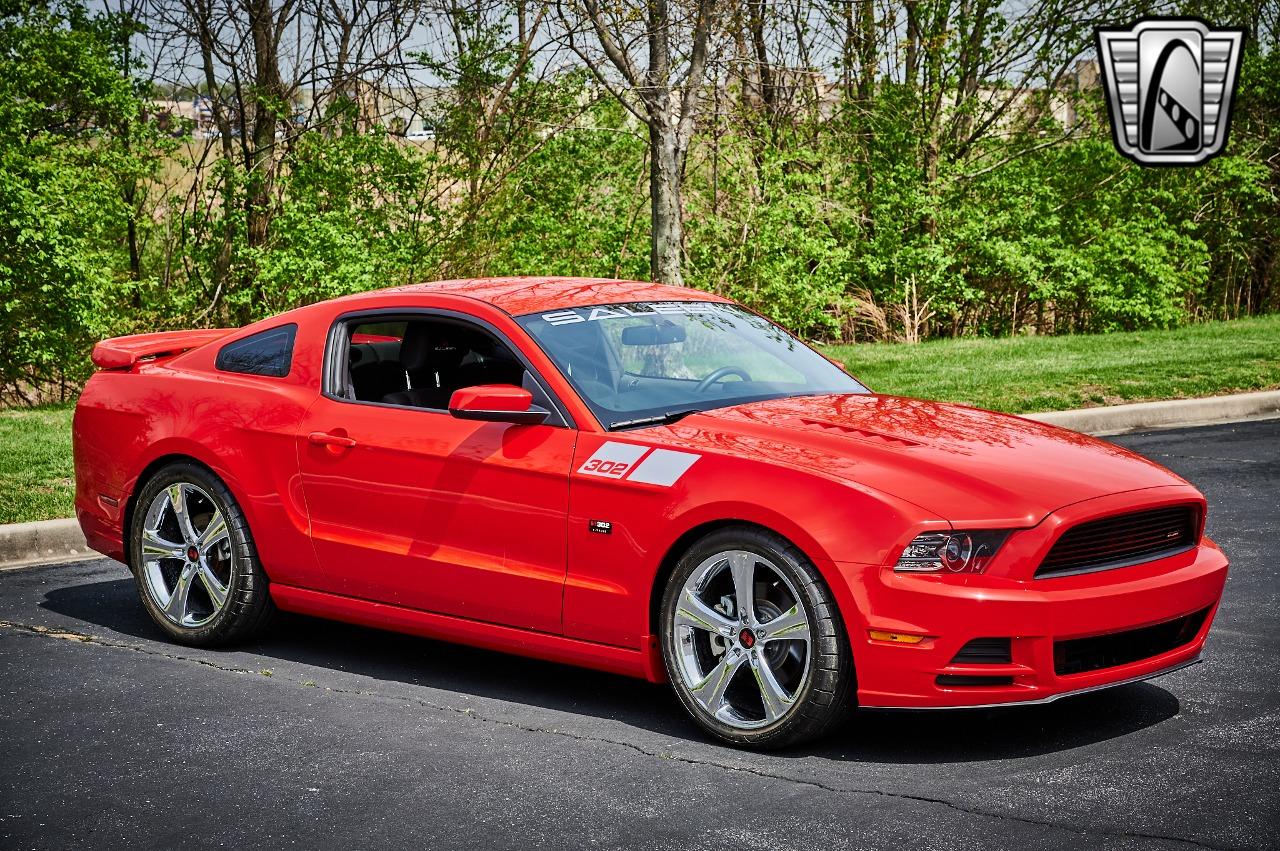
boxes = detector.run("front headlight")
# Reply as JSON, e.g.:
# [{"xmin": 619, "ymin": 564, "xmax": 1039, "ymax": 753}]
[{"xmin": 894, "ymin": 530, "xmax": 1011, "ymax": 574}]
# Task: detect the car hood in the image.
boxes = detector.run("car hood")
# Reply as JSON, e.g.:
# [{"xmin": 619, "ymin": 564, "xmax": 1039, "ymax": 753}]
[{"xmin": 660, "ymin": 394, "xmax": 1189, "ymax": 527}]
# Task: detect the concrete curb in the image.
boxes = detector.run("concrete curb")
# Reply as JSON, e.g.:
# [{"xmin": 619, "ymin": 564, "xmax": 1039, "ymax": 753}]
[
  {"xmin": 0, "ymin": 518, "xmax": 95, "ymax": 572},
  {"xmin": 3, "ymin": 390, "xmax": 1278, "ymax": 570},
  {"xmin": 1022, "ymin": 389, "xmax": 1280, "ymax": 436}
]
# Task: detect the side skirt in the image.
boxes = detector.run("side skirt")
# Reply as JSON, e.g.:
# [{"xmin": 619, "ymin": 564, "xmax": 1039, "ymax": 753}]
[{"xmin": 270, "ymin": 583, "xmax": 666, "ymax": 683}]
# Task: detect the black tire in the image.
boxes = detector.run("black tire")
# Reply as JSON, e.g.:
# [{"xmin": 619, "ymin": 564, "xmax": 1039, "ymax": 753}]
[
  {"xmin": 659, "ymin": 525, "xmax": 854, "ymax": 749},
  {"xmin": 128, "ymin": 461, "xmax": 276, "ymax": 646}
]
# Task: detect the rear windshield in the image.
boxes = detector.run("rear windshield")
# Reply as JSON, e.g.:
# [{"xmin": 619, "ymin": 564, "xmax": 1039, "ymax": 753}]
[{"xmin": 516, "ymin": 302, "xmax": 866, "ymax": 429}]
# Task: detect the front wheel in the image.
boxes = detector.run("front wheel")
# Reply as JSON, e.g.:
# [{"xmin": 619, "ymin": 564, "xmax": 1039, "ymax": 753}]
[
  {"xmin": 129, "ymin": 462, "xmax": 275, "ymax": 646},
  {"xmin": 659, "ymin": 526, "xmax": 855, "ymax": 749}
]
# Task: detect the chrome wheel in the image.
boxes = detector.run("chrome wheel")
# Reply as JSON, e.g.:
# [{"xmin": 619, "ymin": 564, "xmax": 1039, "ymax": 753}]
[
  {"xmin": 671, "ymin": 550, "xmax": 812, "ymax": 730},
  {"xmin": 139, "ymin": 482, "xmax": 233, "ymax": 628}
]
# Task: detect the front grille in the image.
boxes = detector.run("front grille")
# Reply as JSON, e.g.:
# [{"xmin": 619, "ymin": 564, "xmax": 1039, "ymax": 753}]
[
  {"xmin": 1036, "ymin": 505, "xmax": 1199, "ymax": 578},
  {"xmin": 1053, "ymin": 607, "xmax": 1210, "ymax": 676},
  {"xmin": 951, "ymin": 638, "xmax": 1012, "ymax": 664}
]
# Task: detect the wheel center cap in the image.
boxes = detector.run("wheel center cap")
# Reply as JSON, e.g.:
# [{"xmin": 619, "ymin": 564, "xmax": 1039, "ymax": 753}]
[
  {"xmin": 738, "ymin": 628, "xmax": 756, "ymax": 649},
  {"xmin": 186, "ymin": 545, "xmax": 199, "ymax": 562}
]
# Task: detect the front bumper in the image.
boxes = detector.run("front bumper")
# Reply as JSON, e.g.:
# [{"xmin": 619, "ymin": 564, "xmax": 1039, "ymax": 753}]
[{"xmin": 851, "ymin": 539, "xmax": 1229, "ymax": 709}]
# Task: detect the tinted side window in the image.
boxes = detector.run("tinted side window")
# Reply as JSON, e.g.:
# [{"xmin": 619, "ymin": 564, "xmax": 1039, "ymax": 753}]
[{"xmin": 216, "ymin": 324, "xmax": 297, "ymax": 377}]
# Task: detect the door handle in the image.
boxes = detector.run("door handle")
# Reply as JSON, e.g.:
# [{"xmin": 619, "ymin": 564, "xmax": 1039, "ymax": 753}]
[{"xmin": 308, "ymin": 431, "xmax": 357, "ymax": 449}]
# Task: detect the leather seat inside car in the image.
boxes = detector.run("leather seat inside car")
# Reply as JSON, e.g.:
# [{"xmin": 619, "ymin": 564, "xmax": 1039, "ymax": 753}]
[
  {"xmin": 456, "ymin": 340, "xmax": 526, "ymax": 388},
  {"xmin": 378, "ymin": 321, "xmax": 532, "ymax": 409},
  {"xmin": 381, "ymin": 323, "xmax": 467, "ymax": 409},
  {"xmin": 348, "ymin": 340, "xmax": 406, "ymax": 402}
]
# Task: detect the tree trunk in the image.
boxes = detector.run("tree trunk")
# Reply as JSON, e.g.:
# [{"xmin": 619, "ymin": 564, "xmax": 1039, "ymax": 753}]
[
  {"xmin": 572, "ymin": 0, "xmax": 713, "ymax": 287},
  {"xmin": 245, "ymin": 0, "xmax": 283, "ymax": 254},
  {"xmin": 857, "ymin": 0, "xmax": 876, "ymax": 232},
  {"xmin": 954, "ymin": 0, "xmax": 991, "ymax": 148},
  {"xmin": 650, "ymin": 125, "xmax": 684, "ymax": 286},
  {"xmin": 126, "ymin": 206, "xmax": 141, "ymax": 280},
  {"xmin": 905, "ymin": 0, "xmax": 920, "ymax": 85},
  {"xmin": 192, "ymin": 0, "xmax": 237, "ymax": 321},
  {"xmin": 747, "ymin": 0, "xmax": 776, "ymax": 125}
]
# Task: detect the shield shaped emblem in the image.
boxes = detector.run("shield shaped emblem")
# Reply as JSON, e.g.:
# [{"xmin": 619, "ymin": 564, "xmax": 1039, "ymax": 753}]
[{"xmin": 1095, "ymin": 18, "xmax": 1246, "ymax": 166}]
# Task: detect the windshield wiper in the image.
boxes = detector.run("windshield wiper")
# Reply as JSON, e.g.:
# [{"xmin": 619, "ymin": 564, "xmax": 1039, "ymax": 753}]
[{"xmin": 609, "ymin": 409, "xmax": 702, "ymax": 431}]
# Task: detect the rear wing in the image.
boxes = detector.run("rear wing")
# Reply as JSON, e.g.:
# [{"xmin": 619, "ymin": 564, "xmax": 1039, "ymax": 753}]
[{"xmin": 91, "ymin": 329, "xmax": 236, "ymax": 370}]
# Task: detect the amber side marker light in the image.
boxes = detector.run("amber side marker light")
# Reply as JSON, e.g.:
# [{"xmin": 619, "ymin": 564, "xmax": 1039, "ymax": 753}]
[{"xmin": 868, "ymin": 630, "xmax": 927, "ymax": 645}]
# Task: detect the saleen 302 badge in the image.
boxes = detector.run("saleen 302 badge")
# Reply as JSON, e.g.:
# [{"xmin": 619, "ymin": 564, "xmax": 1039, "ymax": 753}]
[{"xmin": 1095, "ymin": 17, "xmax": 1245, "ymax": 166}]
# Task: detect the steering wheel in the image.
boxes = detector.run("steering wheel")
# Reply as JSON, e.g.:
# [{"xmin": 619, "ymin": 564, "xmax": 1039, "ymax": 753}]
[{"xmin": 695, "ymin": 365, "xmax": 753, "ymax": 393}]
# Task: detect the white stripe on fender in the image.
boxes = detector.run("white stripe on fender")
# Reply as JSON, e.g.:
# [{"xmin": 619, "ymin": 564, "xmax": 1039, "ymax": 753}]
[
  {"xmin": 626, "ymin": 448, "xmax": 700, "ymax": 486},
  {"xmin": 577, "ymin": 441, "xmax": 700, "ymax": 486},
  {"xmin": 577, "ymin": 441, "xmax": 649, "ymax": 479}
]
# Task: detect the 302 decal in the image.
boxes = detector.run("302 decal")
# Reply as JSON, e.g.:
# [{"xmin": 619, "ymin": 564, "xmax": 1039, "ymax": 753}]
[
  {"xmin": 577, "ymin": 442, "xmax": 701, "ymax": 487},
  {"xmin": 581, "ymin": 458, "xmax": 632, "ymax": 478}
]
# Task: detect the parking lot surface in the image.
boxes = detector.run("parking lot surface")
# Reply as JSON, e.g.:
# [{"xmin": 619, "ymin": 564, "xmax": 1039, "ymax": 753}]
[{"xmin": 2, "ymin": 420, "xmax": 1277, "ymax": 850}]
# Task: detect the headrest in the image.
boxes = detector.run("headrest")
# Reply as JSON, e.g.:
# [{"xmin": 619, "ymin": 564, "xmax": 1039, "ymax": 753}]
[{"xmin": 398, "ymin": 323, "xmax": 467, "ymax": 373}]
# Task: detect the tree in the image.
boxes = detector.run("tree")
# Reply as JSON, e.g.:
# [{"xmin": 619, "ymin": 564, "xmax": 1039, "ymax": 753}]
[
  {"xmin": 140, "ymin": 0, "xmax": 430, "ymax": 322},
  {"xmin": 559, "ymin": 0, "xmax": 717, "ymax": 285},
  {"xmin": 4, "ymin": 0, "xmax": 1277, "ymax": 408},
  {"xmin": 0, "ymin": 0, "xmax": 167, "ymax": 403}
]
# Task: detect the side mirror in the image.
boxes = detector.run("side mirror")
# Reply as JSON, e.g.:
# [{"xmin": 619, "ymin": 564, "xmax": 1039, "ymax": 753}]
[{"xmin": 448, "ymin": 384, "xmax": 549, "ymax": 425}]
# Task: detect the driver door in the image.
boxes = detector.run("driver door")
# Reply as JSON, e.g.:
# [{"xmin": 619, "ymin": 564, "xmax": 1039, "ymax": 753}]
[{"xmin": 296, "ymin": 311, "xmax": 576, "ymax": 633}]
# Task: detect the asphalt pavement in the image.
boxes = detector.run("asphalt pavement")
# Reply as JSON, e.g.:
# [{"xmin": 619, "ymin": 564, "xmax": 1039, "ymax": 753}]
[{"xmin": 2, "ymin": 420, "xmax": 1277, "ymax": 850}]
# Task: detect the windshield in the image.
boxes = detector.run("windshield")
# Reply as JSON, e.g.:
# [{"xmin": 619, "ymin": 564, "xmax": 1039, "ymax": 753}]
[{"xmin": 516, "ymin": 302, "xmax": 868, "ymax": 430}]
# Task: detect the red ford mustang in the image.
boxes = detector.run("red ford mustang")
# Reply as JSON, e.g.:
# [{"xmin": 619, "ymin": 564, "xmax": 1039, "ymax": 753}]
[{"xmin": 73, "ymin": 277, "xmax": 1229, "ymax": 748}]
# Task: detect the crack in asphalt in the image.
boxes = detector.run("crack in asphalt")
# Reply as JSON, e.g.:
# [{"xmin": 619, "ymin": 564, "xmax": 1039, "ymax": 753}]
[
  {"xmin": 1144, "ymin": 453, "xmax": 1262, "ymax": 465},
  {"xmin": 0, "ymin": 619, "xmax": 257, "ymax": 675},
  {"xmin": 0, "ymin": 619, "xmax": 1237, "ymax": 851}
]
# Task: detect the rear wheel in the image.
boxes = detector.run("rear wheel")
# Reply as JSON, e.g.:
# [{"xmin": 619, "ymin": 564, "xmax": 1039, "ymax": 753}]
[
  {"xmin": 129, "ymin": 462, "xmax": 275, "ymax": 646},
  {"xmin": 659, "ymin": 526, "xmax": 854, "ymax": 748}
]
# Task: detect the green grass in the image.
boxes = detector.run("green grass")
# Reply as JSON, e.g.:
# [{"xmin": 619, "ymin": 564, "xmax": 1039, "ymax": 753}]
[
  {"xmin": 1, "ymin": 317, "xmax": 1277, "ymax": 524},
  {"xmin": 823, "ymin": 315, "xmax": 1280, "ymax": 414},
  {"xmin": 0, "ymin": 404, "xmax": 75, "ymax": 524}
]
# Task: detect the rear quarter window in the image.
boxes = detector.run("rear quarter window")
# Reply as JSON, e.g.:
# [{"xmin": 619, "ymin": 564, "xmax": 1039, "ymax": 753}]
[{"xmin": 215, "ymin": 324, "xmax": 297, "ymax": 378}]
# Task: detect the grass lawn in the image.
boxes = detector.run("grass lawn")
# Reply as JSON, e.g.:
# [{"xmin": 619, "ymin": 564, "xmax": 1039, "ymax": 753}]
[
  {"xmin": 823, "ymin": 315, "xmax": 1280, "ymax": 414},
  {"xmin": 0, "ymin": 404, "xmax": 74, "ymax": 524},
  {"xmin": 1, "ymin": 316, "xmax": 1277, "ymax": 524}
]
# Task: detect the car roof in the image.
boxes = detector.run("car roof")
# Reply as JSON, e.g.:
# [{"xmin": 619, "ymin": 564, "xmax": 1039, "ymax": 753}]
[{"xmin": 377, "ymin": 277, "xmax": 731, "ymax": 316}]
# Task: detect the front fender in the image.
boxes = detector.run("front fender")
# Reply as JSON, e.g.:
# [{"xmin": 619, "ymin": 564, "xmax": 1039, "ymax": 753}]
[{"xmin": 561, "ymin": 440, "xmax": 940, "ymax": 652}]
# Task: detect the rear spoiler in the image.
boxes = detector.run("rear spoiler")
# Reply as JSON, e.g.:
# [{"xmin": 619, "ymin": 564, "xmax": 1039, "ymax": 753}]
[{"xmin": 91, "ymin": 329, "xmax": 236, "ymax": 370}]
